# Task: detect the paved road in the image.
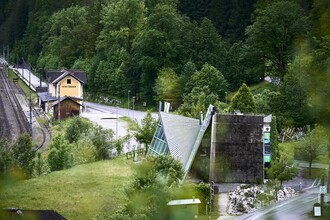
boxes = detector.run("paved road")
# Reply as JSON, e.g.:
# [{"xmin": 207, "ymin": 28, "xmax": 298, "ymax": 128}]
[
  {"xmin": 234, "ymin": 187, "xmax": 320, "ymax": 220},
  {"xmin": 82, "ymin": 102, "xmax": 159, "ymax": 153},
  {"xmin": 84, "ymin": 101, "xmax": 158, "ymax": 124}
]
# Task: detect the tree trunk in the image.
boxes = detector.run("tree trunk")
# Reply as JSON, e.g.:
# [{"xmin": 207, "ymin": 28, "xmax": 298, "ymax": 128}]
[{"xmin": 309, "ymin": 160, "xmax": 312, "ymax": 176}]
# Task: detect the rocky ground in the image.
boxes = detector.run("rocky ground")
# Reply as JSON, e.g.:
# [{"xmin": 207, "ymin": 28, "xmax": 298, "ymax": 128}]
[{"xmin": 216, "ymin": 168, "xmax": 318, "ymax": 219}]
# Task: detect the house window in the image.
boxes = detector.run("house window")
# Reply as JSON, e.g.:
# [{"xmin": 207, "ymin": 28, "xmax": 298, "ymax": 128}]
[{"xmin": 67, "ymin": 79, "xmax": 71, "ymax": 84}]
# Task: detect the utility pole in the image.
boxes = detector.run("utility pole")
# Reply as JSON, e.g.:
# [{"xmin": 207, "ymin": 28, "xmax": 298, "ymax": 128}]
[
  {"xmin": 6, "ymin": 45, "xmax": 9, "ymax": 62},
  {"xmin": 327, "ymin": 163, "xmax": 330, "ymax": 192},
  {"xmin": 29, "ymin": 69, "xmax": 32, "ymax": 134},
  {"xmin": 127, "ymin": 90, "xmax": 130, "ymax": 118},
  {"xmin": 39, "ymin": 68, "xmax": 42, "ymax": 87},
  {"xmin": 116, "ymin": 105, "xmax": 118, "ymax": 140},
  {"xmin": 132, "ymin": 96, "xmax": 135, "ymax": 121}
]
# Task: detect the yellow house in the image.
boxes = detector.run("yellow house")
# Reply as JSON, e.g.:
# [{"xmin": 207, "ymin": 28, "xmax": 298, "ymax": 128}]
[
  {"xmin": 47, "ymin": 68, "xmax": 86, "ymax": 100},
  {"xmin": 37, "ymin": 68, "xmax": 86, "ymax": 113}
]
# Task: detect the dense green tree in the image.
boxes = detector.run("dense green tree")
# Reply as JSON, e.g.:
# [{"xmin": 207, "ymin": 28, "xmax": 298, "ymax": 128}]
[
  {"xmin": 266, "ymin": 158, "xmax": 298, "ymax": 189},
  {"xmin": 279, "ymin": 67, "xmax": 315, "ymax": 127},
  {"xmin": 229, "ymin": 83, "xmax": 256, "ymax": 113},
  {"xmin": 254, "ymin": 89, "xmax": 281, "ymax": 115},
  {"xmin": 295, "ymin": 126, "xmax": 329, "ymax": 176},
  {"xmin": 179, "ymin": 61, "xmax": 197, "ymax": 95},
  {"xmin": 301, "ymin": 37, "xmax": 330, "ymax": 128},
  {"xmin": 245, "ymin": 1, "xmax": 309, "ymax": 80},
  {"xmin": 93, "ymin": 48, "xmax": 129, "ymax": 96},
  {"xmin": 11, "ymin": 133, "xmax": 36, "ymax": 178},
  {"xmin": 191, "ymin": 18, "xmax": 227, "ymax": 70},
  {"xmin": 132, "ymin": 3, "xmax": 187, "ymax": 102},
  {"xmin": 177, "ymin": 86, "xmax": 218, "ymax": 118},
  {"xmin": 178, "ymin": 0, "xmax": 256, "ymax": 42},
  {"xmin": 97, "ymin": 0, "xmax": 146, "ymax": 54},
  {"xmin": 37, "ymin": 6, "xmax": 94, "ymax": 68},
  {"xmin": 135, "ymin": 111, "xmax": 158, "ymax": 153},
  {"xmin": 187, "ymin": 63, "xmax": 228, "ymax": 100},
  {"xmin": 0, "ymin": 0, "xmax": 29, "ymax": 46},
  {"xmin": 153, "ymin": 67, "xmax": 180, "ymax": 102}
]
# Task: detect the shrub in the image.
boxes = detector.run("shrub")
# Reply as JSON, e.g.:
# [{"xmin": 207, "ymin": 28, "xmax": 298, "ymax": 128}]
[
  {"xmin": 11, "ymin": 133, "xmax": 36, "ymax": 178},
  {"xmin": 72, "ymin": 137, "xmax": 97, "ymax": 165},
  {"xmin": 47, "ymin": 135, "xmax": 72, "ymax": 171},
  {"xmin": 65, "ymin": 117, "xmax": 92, "ymax": 143}
]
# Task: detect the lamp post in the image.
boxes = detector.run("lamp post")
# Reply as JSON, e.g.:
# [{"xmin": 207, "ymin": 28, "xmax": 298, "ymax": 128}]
[
  {"xmin": 132, "ymin": 96, "xmax": 135, "ymax": 121},
  {"xmin": 127, "ymin": 90, "xmax": 131, "ymax": 117}
]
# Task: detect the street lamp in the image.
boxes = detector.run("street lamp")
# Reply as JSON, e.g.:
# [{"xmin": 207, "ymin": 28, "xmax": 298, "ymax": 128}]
[
  {"xmin": 132, "ymin": 96, "xmax": 135, "ymax": 121},
  {"xmin": 127, "ymin": 90, "xmax": 131, "ymax": 117},
  {"xmin": 225, "ymin": 92, "xmax": 228, "ymax": 104}
]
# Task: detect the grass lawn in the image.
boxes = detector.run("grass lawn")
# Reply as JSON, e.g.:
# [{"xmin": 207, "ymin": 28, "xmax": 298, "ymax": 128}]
[
  {"xmin": 301, "ymin": 168, "xmax": 327, "ymax": 179},
  {"xmin": 0, "ymin": 157, "xmax": 134, "ymax": 220}
]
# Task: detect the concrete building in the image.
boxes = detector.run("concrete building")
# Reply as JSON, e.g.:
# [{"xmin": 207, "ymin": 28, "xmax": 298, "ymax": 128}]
[{"xmin": 148, "ymin": 105, "xmax": 271, "ymax": 183}]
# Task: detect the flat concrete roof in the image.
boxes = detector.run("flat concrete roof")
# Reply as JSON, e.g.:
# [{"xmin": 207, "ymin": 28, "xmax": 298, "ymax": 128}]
[{"xmin": 167, "ymin": 199, "xmax": 201, "ymax": 206}]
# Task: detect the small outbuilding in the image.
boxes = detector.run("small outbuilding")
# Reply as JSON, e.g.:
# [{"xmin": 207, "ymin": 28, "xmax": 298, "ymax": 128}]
[
  {"xmin": 51, "ymin": 96, "xmax": 83, "ymax": 120},
  {"xmin": 167, "ymin": 198, "xmax": 201, "ymax": 220}
]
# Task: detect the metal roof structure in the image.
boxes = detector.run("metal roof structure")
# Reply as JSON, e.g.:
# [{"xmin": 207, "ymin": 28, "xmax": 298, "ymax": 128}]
[
  {"xmin": 148, "ymin": 105, "xmax": 215, "ymax": 182},
  {"xmin": 159, "ymin": 112, "xmax": 201, "ymax": 167}
]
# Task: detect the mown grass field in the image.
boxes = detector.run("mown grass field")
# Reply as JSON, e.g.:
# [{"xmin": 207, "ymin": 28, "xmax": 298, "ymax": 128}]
[{"xmin": 0, "ymin": 157, "xmax": 134, "ymax": 220}]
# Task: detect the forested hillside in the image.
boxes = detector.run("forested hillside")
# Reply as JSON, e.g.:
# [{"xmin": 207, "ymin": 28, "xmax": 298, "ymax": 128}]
[{"xmin": 1, "ymin": 0, "xmax": 329, "ymax": 129}]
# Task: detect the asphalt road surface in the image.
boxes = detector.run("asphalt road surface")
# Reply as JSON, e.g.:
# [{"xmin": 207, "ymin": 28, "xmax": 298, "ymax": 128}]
[{"xmin": 234, "ymin": 187, "xmax": 321, "ymax": 220}]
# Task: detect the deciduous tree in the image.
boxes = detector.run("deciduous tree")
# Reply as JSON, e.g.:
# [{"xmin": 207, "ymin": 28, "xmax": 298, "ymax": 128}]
[
  {"xmin": 187, "ymin": 63, "xmax": 228, "ymax": 100},
  {"xmin": 245, "ymin": 1, "xmax": 309, "ymax": 80},
  {"xmin": 135, "ymin": 111, "xmax": 158, "ymax": 153},
  {"xmin": 295, "ymin": 126, "xmax": 329, "ymax": 176},
  {"xmin": 153, "ymin": 67, "xmax": 180, "ymax": 102}
]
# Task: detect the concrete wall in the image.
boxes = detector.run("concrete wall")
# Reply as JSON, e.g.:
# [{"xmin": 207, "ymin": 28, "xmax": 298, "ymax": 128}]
[{"xmin": 210, "ymin": 114, "xmax": 264, "ymax": 183}]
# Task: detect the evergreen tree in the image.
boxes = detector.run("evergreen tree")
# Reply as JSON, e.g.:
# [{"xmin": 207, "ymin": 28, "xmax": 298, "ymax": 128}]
[{"xmin": 229, "ymin": 83, "xmax": 256, "ymax": 113}]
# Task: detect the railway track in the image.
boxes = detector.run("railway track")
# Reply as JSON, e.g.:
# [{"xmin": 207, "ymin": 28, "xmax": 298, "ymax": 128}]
[{"xmin": 0, "ymin": 69, "xmax": 30, "ymax": 142}]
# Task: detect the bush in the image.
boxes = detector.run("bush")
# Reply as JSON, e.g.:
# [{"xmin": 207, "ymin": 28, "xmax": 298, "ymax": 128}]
[
  {"xmin": 47, "ymin": 135, "xmax": 72, "ymax": 171},
  {"xmin": 0, "ymin": 139, "xmax": 12, "ymax": 175},
  {"xmin": 65, "ymin": 117, "xmax": 92, "ymax": 143},
  {"xmin": 34, "ymin": 152, "xmax": 49, "ymax": 176},
  {"xmin": 11, "ymin": 133, "xmax": 36, "ymax": 178},
  {"xmin": 72, "ymin": 137, "xmax": 97, "ymax": 165},
  {"xmin": 90, "ymin": 125, "xmax": 114, "ymax": 159}
]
